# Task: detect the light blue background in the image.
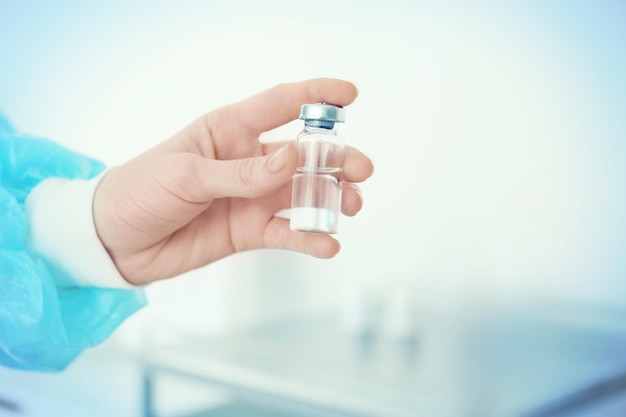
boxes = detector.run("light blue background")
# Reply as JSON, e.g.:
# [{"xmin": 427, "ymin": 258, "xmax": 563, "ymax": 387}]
[{"xmin": 1, "ymin": 1, "xmax": 626, "ymax": 415}]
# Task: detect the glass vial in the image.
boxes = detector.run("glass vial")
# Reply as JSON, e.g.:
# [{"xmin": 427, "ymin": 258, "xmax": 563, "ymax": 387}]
[{"xmin": 290, "ymin": 103, "xmax": 346, "ymax": 234}]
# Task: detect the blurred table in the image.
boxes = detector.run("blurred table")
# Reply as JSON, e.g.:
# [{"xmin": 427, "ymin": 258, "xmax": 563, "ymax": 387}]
[{"xmin": 139, "ymin": 300, "xmax": 626, "ymax": 417}]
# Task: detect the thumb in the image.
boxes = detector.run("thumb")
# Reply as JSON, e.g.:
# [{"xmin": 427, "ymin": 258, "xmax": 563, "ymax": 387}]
[{"xmin": 203, "ymin": 142, "xmax": 297, "ymax": 199}]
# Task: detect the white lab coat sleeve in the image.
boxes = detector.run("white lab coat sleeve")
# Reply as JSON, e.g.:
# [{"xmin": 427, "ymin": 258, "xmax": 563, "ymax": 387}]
[{"xmin": 24, "ymin": 171, "xmax": 138, "ymax": 289}]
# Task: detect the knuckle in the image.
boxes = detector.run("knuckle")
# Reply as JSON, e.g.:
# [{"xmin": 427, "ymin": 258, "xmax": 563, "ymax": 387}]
[
  {"xmin": 172, "ymin": 154, "xmax": 202, "ymax": 182},
  {"xmin": 232, "ymin": 158, "xmax": 258, "ymax": 189},
  {"xmin": 159, "ymin": 154, "xmax": 205, "ymax": 202}
]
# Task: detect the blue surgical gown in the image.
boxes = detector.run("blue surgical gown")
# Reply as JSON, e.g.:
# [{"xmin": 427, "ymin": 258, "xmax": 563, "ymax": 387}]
[{"xmin": 0, "ymin": 114, "xmax": 146, "ymax": 372}]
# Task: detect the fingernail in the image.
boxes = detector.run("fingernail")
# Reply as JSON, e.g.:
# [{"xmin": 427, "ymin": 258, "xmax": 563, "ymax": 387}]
[
  {"xmin": 348, "ymin": 183, "xmax": 363, "ymax": 199},
  {"xmin": 267, "ymin": 145, "xmax": 289, "ymax": 174}
]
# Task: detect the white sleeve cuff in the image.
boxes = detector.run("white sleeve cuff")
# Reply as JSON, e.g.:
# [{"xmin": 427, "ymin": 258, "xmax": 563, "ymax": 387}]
[{"xmin": 25, "ymin": 172, "xmax": 138, "ymax": 289}]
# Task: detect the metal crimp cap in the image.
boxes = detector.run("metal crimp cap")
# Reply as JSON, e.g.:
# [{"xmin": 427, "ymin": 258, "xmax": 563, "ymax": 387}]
[{"xmin": 299, "ymin": 103, "xmax": 345, "ymax": 129}]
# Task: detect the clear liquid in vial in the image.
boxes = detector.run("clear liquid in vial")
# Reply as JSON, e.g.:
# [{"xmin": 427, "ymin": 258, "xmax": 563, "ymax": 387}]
[{"xmin": 290, "ymin": 167, "xmax": 342, "ymax": 233}]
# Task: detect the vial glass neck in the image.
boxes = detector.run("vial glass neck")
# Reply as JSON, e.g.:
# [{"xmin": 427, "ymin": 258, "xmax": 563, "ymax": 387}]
[{"xmin": 304, "ymin": 119, "xmax": 336, "ymax": 129}]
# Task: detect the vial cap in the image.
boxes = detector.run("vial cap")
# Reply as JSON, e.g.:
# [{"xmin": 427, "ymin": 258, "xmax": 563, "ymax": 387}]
[{"xmin": 299, "ymin": 103, "xmax": 345, "ymax": 129}]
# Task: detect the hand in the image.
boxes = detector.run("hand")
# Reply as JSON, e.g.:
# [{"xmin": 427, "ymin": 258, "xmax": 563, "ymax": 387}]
[{"xmin": 93, "ymin": 78, "xmax": 374, "ymax": 285}]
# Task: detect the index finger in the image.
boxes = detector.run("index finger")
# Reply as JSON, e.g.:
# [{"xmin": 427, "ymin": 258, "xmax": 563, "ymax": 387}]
[{"xmin": 209, "ymin": 78, "xmax": 358, "ymax": 146}]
